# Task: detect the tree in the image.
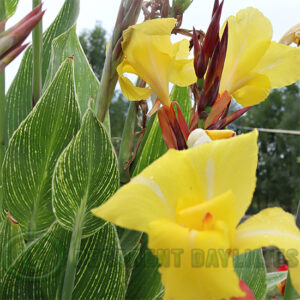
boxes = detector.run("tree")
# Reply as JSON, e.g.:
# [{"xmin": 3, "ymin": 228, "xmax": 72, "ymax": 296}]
[
  {"xmin": 232, "ymin": 84, "xmax": 300, "ymax": 214},
  {"xmin": 79, "ymin": 23, "xmax": 129, "ymax": 152},
  {"xmin": 79, "ymin": 22, "xmax": 107, "ymax": 79}
]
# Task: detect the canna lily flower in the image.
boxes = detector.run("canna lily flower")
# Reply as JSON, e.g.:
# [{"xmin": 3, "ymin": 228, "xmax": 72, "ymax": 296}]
[
  {"xmin": 92, "ymin": 130, "xmax": 300, "ymax": 299},
  {"xmin": 117, "ymin": 18, "xmax": 196, "ymax": 106},
  {"xmin": 220, "ymin": 8, "xmax": 300, "ymax": 107}
]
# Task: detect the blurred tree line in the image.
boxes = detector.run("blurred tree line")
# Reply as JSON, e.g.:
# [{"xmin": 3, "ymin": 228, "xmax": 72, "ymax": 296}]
[
  {"xmin": 80, "ymin": 23, "xmax": 300, "ymax": 214},
  {"xmin": 232, "ymin": 84, "xmax": 300, "ymax": 214}
]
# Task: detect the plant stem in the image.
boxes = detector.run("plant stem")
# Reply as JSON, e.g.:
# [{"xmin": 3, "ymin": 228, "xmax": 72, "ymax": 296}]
[
  {"xmin": 0, "ymin": 17, "xmax": 5, "ymax": 182},
  {"xmin": 283, "ymin": 200, "xmax": 300, "ymax": 300},
  {"xmin": 118, "ymin": 101, "xmax": 136, "ymax": 184},
  {"xmin": 95, "ymin": 0, "xmax": 142, "ymax": 123},
  {"xmin": 0, "ymin": 70, "xmax": 5, "ymax": 180},
  {"xmin": 32, "ymin": 0, "xmax": 42, "ymax": 107},
  {"xmin": 61, "ymin": 204, "xmax": 85, "ymax": 300}
]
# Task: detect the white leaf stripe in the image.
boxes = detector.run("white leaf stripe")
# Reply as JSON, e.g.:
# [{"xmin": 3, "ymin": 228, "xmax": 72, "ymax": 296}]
[{"xmin": 3, "ymin": 58, "xmax": 81, "ymax": 233}]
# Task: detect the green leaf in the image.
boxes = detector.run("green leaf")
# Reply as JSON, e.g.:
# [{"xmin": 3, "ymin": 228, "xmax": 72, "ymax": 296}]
[
  {"xmin": 123, "ymin": 242, "xmax": 140, "ymax": 287},
  {"xmin": 6, "ymin": 0, "xmax": 80, "ymax": 140},
  {"xmin": 234, "ymin": 249, "xmax": 267, "ymax": 300},
  {"xmin": 53, "ymin": 108, "xmax": 118, "ymax": 237},
  {"xmin": 118, "ymin": 227, "xmax": 142, "ymax": 257},
  {"xmin": 126, "ymin": 235, "xmax": 163, "ymax": 300},
  {"xmin": 266, "ymin": 271, "xmax": 287, "ymax": 289},
  {"xmin": 52, "ymin": 108, "xmax": 119, "ymax": 297},
  {"xmin": 72, "ymin": 224, "xmax": 125, "ymax": 299},
  {"xmin": 0, "ymin": 222, "xmax": 125, "ymax": 299},
  {"xmin": 132, "ymin": 85, "xmax": 191, "ymax": 175},
  {"xmin": 170, "ymin": 85, "xmax": 192, "ymax": 124},
  {"xmin": 44, "ymin": 25, "xmax": 111, "ymax": 133},
  {"xmin": 44, "ymin": 26, "xmax": 96, "ymax": 114},
  {"xmin": 0, "ymin": 212, "xmax": 25, "ymax": 280},
  {"xmin": 0, "ymin": 0, "xmax": 19, "ymax": 21},
  {"xmin": 3, "ymin": 58, "xmax": 81, "ymax": 233}
]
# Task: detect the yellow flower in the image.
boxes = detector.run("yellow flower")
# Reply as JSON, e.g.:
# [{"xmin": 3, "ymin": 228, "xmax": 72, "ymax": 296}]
[
  {"xmin": 220, "ymin": 8, "xmax": 300, "ymax": 107},
  {"xmin": 280, "ymin": 23, "xmax": 300, "ymax": 46},
  {"xmin": 117, "ymin": 18, "xmax": 196, "ymax": 106},
  {"xmin": 92, "ymin": 130, "xmax": 300, "ymax": 299}
]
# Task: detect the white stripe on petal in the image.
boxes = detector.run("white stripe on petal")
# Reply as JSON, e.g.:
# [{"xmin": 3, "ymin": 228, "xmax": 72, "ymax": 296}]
[
  {"xmin": 206, "ymin": 158, "xmax": 215, "ymax": 200},
  {"xmin": 133, "ymin": 176, "xmax": 174, "ymax": 213},
  {"xmin": 236, "ymin": 229, "xmax": 300, "ymax": 243}
]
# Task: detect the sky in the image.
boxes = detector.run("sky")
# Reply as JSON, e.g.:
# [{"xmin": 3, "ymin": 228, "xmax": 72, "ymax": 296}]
[{"xmin": 5, "ymin": 0, "xmax": 300, "ymax": 88}]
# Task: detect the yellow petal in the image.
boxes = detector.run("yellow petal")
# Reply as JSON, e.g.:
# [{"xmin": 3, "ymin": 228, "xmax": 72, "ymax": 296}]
[
  {"xmin": 253, "ymin": 41, "xmax": 300, "ymax": 89},
  {"xmin": 205, "ymin": 129, "xmax": 235, "ymax": 140},
  {"xmin": 172, "ymin": 39, "xmax": 190, "ymax": 60},
  {"xmin": 117, "ymin": 59, "xmax": 152, "ymax": 100},
  {"xmin": 233, "ymin": 207, "xmax": 300, "ymax": 295},
  {"xmin": 220, "ymin": 8, "xmax": 273, "ymax": 96},
  {"xmin": 92, "ymin": 131, "xmax": 258, "ymax": 233},
  {"xmin": 92, "ymin": 149, "xmax": 202, "ymax": 232},
  {"xmin": 177, "ymin": 190, "xmax": 238, "ymax": 242},
  {"xmin": 123, "ymin": 30, "xmax": 172, "ymax": 106},
  {"xmin": 169, "ymin": 58, "xmax": 196, "ymax": 87},
  {"xmin": 185, "ymin": 130, "xmax": 258, "ymax": 221},
  {"xmin": 169, "ymin": 39, "xmax": 196, "ymax": 86},
  {"xmin": 231, "ymin": 73, "xmax": 271, "ymax": 107},
  {"xmin": 147, "ymin": 219, "xmax": 244, "ymax": 300},
  {"xmin": 123, "ymin": 18, "xmax": 177, "ymax": 41}
]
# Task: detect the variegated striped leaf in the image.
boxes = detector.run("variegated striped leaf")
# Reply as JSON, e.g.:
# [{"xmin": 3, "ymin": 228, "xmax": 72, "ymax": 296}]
[
  {"xmin": 266, "ymin": 271, "xmax": 287, "ymax": 289},
  {"xmin": 0, "ymin": 0, "xmax": 19, "ymax": 21},
  {"xmin": 3, "ymin": 58, "xmax": 81, "ymax": 233},
  {"xmin": 126, "ymin": 235, "xmax": 163, "ymax": 300},
  {"xmin": 53, "ymin": 108, "xmax": 118, "ymax": 237},
  {"xmin": 44, "ymin": 24, "xmax": 111, "ymax": 132},
  {"xmin": 6, "ymin": 0, "xmax": 80, "ymax": 140},
  {"xmin": 234, "ymin": 249, "xmax": 267, "ymax": 300},
  {"xmin": 0, "ymin": 222, "xmax": 125, "ymax": 299},
  {"xmin": 44, "ymin": 25, "xmax": 98, "ymax": 115},
  {"xmin": 0, "ymin": 212, "xmax": 25, "ymax": 280}
]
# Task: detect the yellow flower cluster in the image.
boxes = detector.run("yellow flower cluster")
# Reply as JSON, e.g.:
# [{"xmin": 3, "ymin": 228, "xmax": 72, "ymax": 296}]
[{"xmin": 93, "ymin": 7, "xmax": 300, "ymax": 300}]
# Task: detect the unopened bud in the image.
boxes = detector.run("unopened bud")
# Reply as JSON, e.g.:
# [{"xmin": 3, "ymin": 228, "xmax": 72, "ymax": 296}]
[
  {"xmin": 279, "ymin": 23, "xmax": 300, "ymax": 46},
  {"xmin": 172, "ymin": 0, "xmax": 193, "ymax": 15},
  {"xmin": 187, "ymin": 129, "xmax": 212, "ymax": 148}
]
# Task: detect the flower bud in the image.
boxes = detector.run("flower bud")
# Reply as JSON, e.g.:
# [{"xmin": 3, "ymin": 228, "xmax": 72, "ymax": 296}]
[
  {"xmin": 279, "ymin": 23, "xmax": 300, "ymax": 46},
  {"xmin": 187, "ymin": 129, "xmax": 212, "ymax": 148}
]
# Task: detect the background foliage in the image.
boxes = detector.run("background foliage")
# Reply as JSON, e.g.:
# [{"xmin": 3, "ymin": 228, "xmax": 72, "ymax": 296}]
[{"xmin": 233, "ymin": 84, "xmax": 300, "ymax": 214}]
